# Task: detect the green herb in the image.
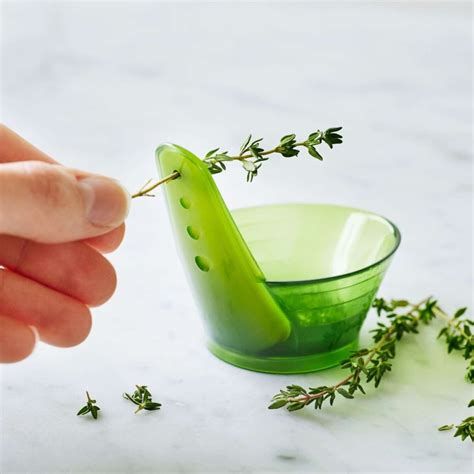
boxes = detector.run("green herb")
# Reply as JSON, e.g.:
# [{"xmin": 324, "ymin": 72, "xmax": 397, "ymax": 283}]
[
  {"xmin": 436, "ymin": 306, "xmax": 473, "ymax": 382},
  {"xmin": 204, "ymin": 127, "xmax": 342, "ymax": 182},
  {"xmin": 269, "ymin": 298, "xmax": 441, "ymax": 412},
  {"xmin": 131, "ymin": 127, "xmax": 342, "ymax": 197},
  {"xmin": 269, "ymin": 298, "xmax": 472, "ymax": 443},
  {"xmin": 438, "ymin": 400, "xmax": 474, "ymax": 442},
  {"xmin": 131, "ymin": 172, "xmax": 180, "ymax": 199},
  {"xmin": 76, "ymin": 391, "xmax": 101, "ymax": 419},
  {"xmin": 123, "ymin": 385, "xmax": 162, "ymax": 414},
  {"xmin": 435, "ymin": 307, "xmax": 473, "ymax": 442}
]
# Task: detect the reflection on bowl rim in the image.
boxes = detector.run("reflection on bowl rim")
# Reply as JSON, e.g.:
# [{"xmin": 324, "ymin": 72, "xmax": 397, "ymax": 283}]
[{"xmin": 231, "ymin": 202, "xmax": 402, "ymax": 286}]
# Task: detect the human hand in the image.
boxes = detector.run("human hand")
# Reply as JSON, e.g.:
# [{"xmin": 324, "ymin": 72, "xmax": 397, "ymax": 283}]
[{"xmin": 0, "ymin": 125, "xmax": 130, "ymax": 362}]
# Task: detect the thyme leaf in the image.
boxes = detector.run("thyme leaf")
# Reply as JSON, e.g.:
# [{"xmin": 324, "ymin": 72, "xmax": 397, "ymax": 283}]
[
  {"xmin": 76, "ymin": 391, "xmax": 101, "ymax": 420},
  {"xmin": 123, "ymin": 385, "xmax": 162, "ymax": 414},
  {"xmin": 438, "ymin": 400, "xmax": 474, "ymax": 442},
  {"xmin": 435, "ymin": 305, "xmax": 474, "ymax": 442}
]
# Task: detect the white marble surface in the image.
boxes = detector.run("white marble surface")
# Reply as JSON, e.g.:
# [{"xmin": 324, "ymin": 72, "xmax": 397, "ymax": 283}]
[{"xmin": 0, "ymin": 1, "xmax": 472, "ymax": 473}]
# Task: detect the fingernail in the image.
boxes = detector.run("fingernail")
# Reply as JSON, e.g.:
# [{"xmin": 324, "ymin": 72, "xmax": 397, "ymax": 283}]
[{"xmin": 78, "ymin": 176, "xmax": 131, "ymax": 227}]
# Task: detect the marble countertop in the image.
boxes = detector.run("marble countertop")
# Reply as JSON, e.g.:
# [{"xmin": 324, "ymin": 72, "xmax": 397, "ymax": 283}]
[{"xmin": 1, "ymin": 2, "xmax": 472, "ymax": 473}]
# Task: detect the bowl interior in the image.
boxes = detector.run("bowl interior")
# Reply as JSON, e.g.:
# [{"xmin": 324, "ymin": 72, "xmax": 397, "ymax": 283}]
[{"xmin": 231, "ymin": 203, "xmax": 400, "ymax": 283}]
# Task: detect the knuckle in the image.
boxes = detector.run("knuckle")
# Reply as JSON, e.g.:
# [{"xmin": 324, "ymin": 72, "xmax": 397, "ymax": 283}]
[
  {"xmin": 11, "ymin": 239, "xmax": 30, "ymax": 273},
  {"xmin": 23, "ymin": 162, "xmax": 73, "ymax": 209}
]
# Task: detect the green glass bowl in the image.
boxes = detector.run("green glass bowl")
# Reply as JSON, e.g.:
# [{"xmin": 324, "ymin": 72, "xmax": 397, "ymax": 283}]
[{"xmin": 156, "ymin": 144, "xmax": 401, "ymax": 374}]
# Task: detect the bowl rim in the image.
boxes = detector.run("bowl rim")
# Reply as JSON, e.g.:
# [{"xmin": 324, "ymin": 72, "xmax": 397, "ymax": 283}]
[{"xmin": 231, "ymin": 202, "xmax": 402, "ymax": 286}]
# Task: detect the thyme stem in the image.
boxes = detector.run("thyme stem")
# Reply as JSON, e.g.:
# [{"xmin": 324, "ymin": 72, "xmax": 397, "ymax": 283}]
[
  {"xmin": 285, "ymin": 299, "xmax": 429, "ymax": 405},
  {"xmin": 131, "ymin": 171, "xmax": 180, "ymax": 199},
  {"xmin": 123, "ymin": 384, "xmax": 162, "ymax": 414},
  {"xmin": 235, "ymin": 141, "xmax": 306, "ymax": 161},
  {"xmin": 132, "ymin": 127, "xmax": 343, "ymax": 196},
  {"xmin": 434, "ymin": 306, "xmax": 472, "ymax": 340}
]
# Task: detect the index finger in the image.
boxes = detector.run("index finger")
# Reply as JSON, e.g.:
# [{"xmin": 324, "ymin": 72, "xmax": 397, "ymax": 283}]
[{"xmin": 0, "ymin": 124, "xmax": 57, "ymax": 164}]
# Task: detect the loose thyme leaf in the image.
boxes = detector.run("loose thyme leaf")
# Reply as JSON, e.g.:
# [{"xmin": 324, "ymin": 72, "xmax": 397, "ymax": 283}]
[
  {"xmin": 77, "ymin": 391, "xmax": 100, "ymax": 420},
  {"xmin": 123, "ymin": 384, "xmax": 162, "ymax": 414},
  {"xmin": 438, "ymin": 425, "xmax": 454, "ymax": 431}
]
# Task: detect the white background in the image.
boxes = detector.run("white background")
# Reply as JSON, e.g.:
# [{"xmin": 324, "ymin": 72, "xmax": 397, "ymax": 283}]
[{"xmin": 1, "ymin": 1, "xmax": 472, "ymax": 473}]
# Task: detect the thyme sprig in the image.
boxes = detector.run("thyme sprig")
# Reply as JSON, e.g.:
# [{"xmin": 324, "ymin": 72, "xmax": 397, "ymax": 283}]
[
  {"xmin": 131, "ymin": 171, "xmax": 180, "ymax": 199},
  {"xmin": 435, "ymin": 306, "xmax": 474, "ymax": 441},
  {"xmin": 123, "ymin": 385, "xmax": 162, "ymax": 414},
  {"xmin": 438, "ymin": 400, "xmax": 474, "ymax": 442},
  {"xmin": 435, "ymin": 306, "xmax": 473, "ymax": 382},
  {"xmin": 132, "ymin": 127, "xmax": 342, "ymax": 197},
  {"xmin": 269, "ymin": 298, "xmax": 439, "ymax": 412},
  {"xmin": 204, "ymin": 127, "xmax": 342, "ymax": 182},
  {"xmin": 76, "ymin": 391, "xmax": 101, "ymax": 419}
]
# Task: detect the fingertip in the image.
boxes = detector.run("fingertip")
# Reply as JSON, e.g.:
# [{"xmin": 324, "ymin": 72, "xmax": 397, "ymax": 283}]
[
  {"xmin": 83, "ymin": 223, "xmax": 126, "ymax": 254},
  {"xmin": 78, "ymin": 176, "xmax": 131, "ymax": 229},
  {"xmin": 68, "ymin": 243, "xmax": 117, "ymax": 307},
  {"xmin": 0, "ymin": 316, "xmax": 37, "ymax": 363},
  {"xmin": 40, "ymin": 304, "xmax": 92, "ymax": 348},
  {"xmin": 88, "ymin": 258, "xmax": 117, "ymax": 307}
]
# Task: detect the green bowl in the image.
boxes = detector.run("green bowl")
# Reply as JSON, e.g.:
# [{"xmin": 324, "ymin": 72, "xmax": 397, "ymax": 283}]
[{"xmin": 156, "ymin": 144, "xmax": 401, "ymax": 374}]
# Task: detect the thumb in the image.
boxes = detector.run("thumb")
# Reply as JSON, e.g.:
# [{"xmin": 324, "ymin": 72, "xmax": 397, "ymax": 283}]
[{"xmin": 0, "ymin": 161, "xmax": 131, "ymax": 243}]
